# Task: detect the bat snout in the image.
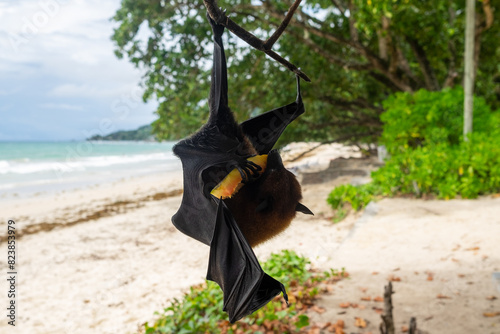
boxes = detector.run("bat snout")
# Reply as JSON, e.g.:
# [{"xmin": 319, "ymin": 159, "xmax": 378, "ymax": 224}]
[{"xmin": 266, "ymin": 150, "xmax": 285, "ymax": 171}]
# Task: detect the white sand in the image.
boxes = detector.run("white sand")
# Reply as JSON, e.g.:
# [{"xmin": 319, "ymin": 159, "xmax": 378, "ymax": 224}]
[{"xmin": 0, "ymin": 143, "xmax": 498, "ymax": 333}]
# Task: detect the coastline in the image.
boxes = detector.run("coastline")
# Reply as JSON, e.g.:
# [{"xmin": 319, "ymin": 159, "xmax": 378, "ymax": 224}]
[{"xmin": 0, "ymin": 143, "xmax": 498, "ymax": 333}]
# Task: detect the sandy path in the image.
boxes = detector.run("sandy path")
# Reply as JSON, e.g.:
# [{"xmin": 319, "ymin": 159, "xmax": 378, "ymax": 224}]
[
  {"xmin": 309, "ymin": 198, "xmax": 500, "ymax": 334},
  {"xmin": 0, "ymin": 145, "xmax": 499, "ymax": 333}
]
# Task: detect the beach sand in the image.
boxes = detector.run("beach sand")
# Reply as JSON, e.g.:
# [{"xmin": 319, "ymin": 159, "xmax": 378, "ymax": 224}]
[{"xmin": 0, "ymin": 143, "xmax": 499, "ymax": 334}]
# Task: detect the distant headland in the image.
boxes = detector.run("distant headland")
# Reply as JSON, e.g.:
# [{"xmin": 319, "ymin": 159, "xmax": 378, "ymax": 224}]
[{"xmin": 87, "ymin": 125, "xmax": 156, "ymax": 141}]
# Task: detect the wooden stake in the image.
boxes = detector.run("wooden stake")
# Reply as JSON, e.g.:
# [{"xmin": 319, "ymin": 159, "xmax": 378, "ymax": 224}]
[{"xmin": 380, "ymin": 281, "xmax": 395, "ymax": 334}]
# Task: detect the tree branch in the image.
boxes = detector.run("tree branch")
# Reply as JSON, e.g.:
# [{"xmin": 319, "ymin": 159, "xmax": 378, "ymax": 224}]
[
  {"xmin": 203, "ymin": 0, "xmax": 311, "ymax": 82},
  {"xmin": 473, "ymin": 0, "xmax": 494, "ymax": 80},
  {"xmin": 263, "ymin": 2, "xmax": 414, "ymax": 92},
  {"xmin": 443, "ymin": 3, "xmax": 458, "ymax": 88},
  {"xmin": 331, "ymin": 0, "xmax": 346, "ymax": 16},
  {"xmin": 263, "ymin": 0, "xmax": 301, "ymax": 50},
  {"xmin": 297, "ymin": 35, "xmax": 371, "ymax": 70},
  {"xmin": 348, "ymin": 0, "xmax": 360, "ymax": 42},
  {"xmin": 406, "ymin": 36, "xmax": 440, "ymax": 91}
]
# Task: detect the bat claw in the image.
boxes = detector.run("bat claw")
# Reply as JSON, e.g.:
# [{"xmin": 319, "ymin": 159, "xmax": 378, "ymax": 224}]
[{"xmin": 233, "ymin": 159, "xmax": 262, "ymax": 184}]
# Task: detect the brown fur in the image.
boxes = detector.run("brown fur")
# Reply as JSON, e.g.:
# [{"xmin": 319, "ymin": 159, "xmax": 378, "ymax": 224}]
[{"xmin": 225, "ymin": 159, "xmax": 302, "ymax": 247}]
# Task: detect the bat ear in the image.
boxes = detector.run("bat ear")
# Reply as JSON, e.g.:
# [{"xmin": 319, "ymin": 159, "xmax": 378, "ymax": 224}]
[{"xmin": 296, "ymin": 202, "xmax": 313, "ymax": 215}]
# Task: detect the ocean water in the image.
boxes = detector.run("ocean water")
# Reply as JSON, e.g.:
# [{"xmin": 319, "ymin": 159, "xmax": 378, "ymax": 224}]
[{"xmin": 0, "ymin": 141, "xmax": 180, "ymax": 198}]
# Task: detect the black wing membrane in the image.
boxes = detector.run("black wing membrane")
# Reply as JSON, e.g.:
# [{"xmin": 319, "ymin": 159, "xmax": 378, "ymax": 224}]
[
  {"xmin": 240, "ymin": 76, "xmax": 304, "ymax": 154},
  {"xmin": 207, "ymin": 199, "xmax": 287, "ymax": 323},
  {"xmin": 172, "ymin": 138, "xmax": 236, "ymax": 245}
]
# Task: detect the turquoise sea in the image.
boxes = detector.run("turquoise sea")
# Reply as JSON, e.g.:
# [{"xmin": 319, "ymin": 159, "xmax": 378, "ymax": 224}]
[{"xmin": 0, "ymin": 141, "xmax": 180, "ymax": 197}]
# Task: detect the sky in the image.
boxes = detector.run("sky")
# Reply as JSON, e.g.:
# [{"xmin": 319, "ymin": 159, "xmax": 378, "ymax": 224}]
[{"xmin": 0, "ymin": 0, "xmax": 158, "ymax": 141}]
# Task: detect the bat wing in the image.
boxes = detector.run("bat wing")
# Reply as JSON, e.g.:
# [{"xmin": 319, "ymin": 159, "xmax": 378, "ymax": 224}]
[
  {"xmin": 240, "ymin": 75, "xmax": 304, "ymax": 154},
  {"xmin": 207, "ymin": 198, "xmax": 288, "ymax": 323},
  {"xmin": 171, "ymin": 132, "xmax": 241, "ymax": 245}
]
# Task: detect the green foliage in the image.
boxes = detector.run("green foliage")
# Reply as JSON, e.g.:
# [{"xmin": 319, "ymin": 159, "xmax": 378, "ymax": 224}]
[
  {"xmin": 328, "ymin": 88, "xmax": 500, "ymax": 219},
  {"xmin": 326, "ymin": 183, "xmax": 377, "ymax": 221},
  {"xmin": 111, "ymin": 0, "xmax": 500, "ymax": 143},
  {"xmin": 380, "ymin": 87, "xmax": 494, "ymax": 154},
  {"xmin": 143, "ymin": 250, "xmax": 347, "ymax": 334}
]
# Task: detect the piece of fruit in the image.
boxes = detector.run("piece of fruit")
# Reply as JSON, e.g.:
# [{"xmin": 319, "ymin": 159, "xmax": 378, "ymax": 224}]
[{"xmin": 211, "ymin": 155, "xmax": 267, "ymax": 199}]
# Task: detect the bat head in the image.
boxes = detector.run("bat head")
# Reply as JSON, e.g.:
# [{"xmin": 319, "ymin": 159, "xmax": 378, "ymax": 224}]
[{"xmin": 224, "ymin": 150, "xmax": 313, "ymax": 246}]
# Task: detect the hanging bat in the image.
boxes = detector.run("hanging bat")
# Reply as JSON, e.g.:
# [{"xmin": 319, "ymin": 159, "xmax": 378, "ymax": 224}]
[{"xmin": 171, "ymin": 14, "xmax": 312, "ymax": 323}]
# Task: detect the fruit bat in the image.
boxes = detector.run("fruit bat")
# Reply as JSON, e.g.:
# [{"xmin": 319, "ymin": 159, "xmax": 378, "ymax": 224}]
[{"xmin": 171, "ymin": 14, "xmax": 312, "ymax": 323}]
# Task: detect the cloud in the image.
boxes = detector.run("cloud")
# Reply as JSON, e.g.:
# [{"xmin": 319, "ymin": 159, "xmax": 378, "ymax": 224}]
[
  {"xmin": 39, "ymin": 103, "xmax": 84, "ymax": 110},
  {"xmin": 0, "ymin": 89, "xmax": 19, "ymax": 96},
  {"xmin": 48, "ymin": 83, "xmax": 143, "ymax": 99},
  {"xmin": 0, "ymin": 0, "xmax": 158, "ymax": 140}
]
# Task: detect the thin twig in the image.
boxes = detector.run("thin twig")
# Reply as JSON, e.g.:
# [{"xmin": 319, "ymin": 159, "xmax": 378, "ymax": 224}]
[
  {"xmin": 203, "ymin": 0, "xmax": 311, "ymax": 82},
  {"xmin": 264, "ymin": 0, "xmax": 302, "ymax": 50}
]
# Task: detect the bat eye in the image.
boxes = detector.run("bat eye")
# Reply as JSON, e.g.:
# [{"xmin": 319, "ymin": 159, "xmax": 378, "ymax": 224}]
[{"xmin": 256, "ymin": 196, "xmax": 273, "ymax": 213}]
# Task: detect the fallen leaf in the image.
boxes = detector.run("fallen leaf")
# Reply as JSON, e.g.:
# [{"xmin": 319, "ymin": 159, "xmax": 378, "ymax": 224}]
[
  {"xmin": 437, "ymin": 294, "xmax": 451, "ymax": 299},
  {"xmin": 307, "ymin": 326, "xmax": 321, "ymax": 334},
  {"xmin": 320, "ymin": 322, "xmax": 331, "ymax": 329},
  {"xmin": 427, "ymin": 273, "xmax": 434, "ymax": 281},
  {"xmin": 388, "ymin": 275, "xmax": 401, "ymax": 282},
  {"xmin": 373, "ymin": 307, "xmax": 383, "ymax": 314},
  {"xmin": 311, "ymin": 305, "xmax": 326, "ymax": 314},
  {"xmin": 358, "ymin": 304, "xmax": 366, "ymax": 310},
  {"xmin": 458, "ymin": 274, "xmax": 466, "ymax": 278},
  {"xmin": 393, "ymin": 267, "xmax": 400, "ymax": 271},
  {"xmin": 360, "ymin": 287, "xmax": 368, "ymax": 293},
  {"xmin": 374, "ymin": 296, "xmax": 384, "ymax": 302},
  {"xmin": 361, "ymin": 296, "xmax": 372, "ymax": 301},
  {"xmin": 402, "ymin": 325, "xmax": 409, "ymax": 332},
  {"xmin": 483, "ymin": 312, "xmax": 500, "ymax": 317},
  {"xmin": 327, "ymin": 320, "xmax": 345, "ymax": 334},
  {"xmin": 334, "ymin": 328, "xmax": 345, "ymax": 334},
  {"xmin": 355, "ymin": 317, "xmax": 367, "ymax": 328},
  {"xmin": 337, "ymin": 311, "xmax": 347, "ymax": 315},
  {"xmin": 486, "ymin": 296, "xmax": 498, "ymax": 301},
  {"xmin": 325, "ymin": 285, "xmax": 334, "ymax": 293},
  {"xmin": 372, "ymin": 271, "xmax": 379, "ymax": 275},
  {"xmin": 466, "ymin": 246, "xmax": 480, "ymax": 251},
  {"xmin": 339, "ymin": 302, "xmax": 350, "ymax": 308},
  {"xmin": 350, "ymin": 303, "xmax": 359, "ymax": 308}
]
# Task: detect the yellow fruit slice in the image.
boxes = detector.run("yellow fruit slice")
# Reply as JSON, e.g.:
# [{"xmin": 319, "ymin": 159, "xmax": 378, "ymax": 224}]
[{"xmin": 211, "ymin": 154, "xmax": 267, "ymax": 199}]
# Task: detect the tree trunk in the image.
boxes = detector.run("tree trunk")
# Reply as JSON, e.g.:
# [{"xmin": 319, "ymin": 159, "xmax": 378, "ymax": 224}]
[{"xmin": 464, "ymin": 0, "xmax": 475, "ymax": 140}]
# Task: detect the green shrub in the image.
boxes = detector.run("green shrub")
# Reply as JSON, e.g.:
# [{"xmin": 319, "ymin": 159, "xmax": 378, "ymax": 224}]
[
  {"xmin": 144, "ymin": 250, "xmax": 347, "ymax": 334},
  {"xmin": 326, "ymin": 184, "xmax": 376, "ymax": 221},
  {"xmin": 380, "ymin": 87, "xmax": 496, "ymax": 154},
  {"xmin": 327, "ymin": 87, "xmax": 500, "ymax": 218}
]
